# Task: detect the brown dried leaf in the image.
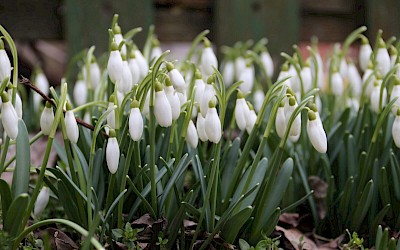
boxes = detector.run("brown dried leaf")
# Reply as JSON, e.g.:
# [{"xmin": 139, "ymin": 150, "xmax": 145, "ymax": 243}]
[
  {"xmin": 317, "ymin": 234, "xmax": 345, "ymax": 250},
  {"xmin": 276, "ymin": 226, "xmax": 317, "ymax": 250},
  {"xmin": 131, "ymin": 213, "xmax": 155, "ymax": 228},
  {"xmin": 308, "ymin": 176, "xmax": 328, "ymax": 219},
  {"xmin": 279, "ymin": 213, "xmax": 300, "ymax": 227}
]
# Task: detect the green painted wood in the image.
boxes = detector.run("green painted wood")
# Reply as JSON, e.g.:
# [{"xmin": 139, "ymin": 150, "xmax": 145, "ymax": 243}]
[
  {"xmin": 215, "ymin": 0, "xmax": 300, "ymax": 56},
  {"xmin": 366, "ymin": 0, "xmax": 400, "ymax": 40},
  {"xmin": 65, "ymin": 0, "xmax": 154, "ymax": 58}
]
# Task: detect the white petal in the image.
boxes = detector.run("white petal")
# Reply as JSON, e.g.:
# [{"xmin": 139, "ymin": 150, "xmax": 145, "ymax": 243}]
[
  {"xmin": 107, "ymin": 102, "xmax": 116, "ymax": 129},
  {"xmin": 222, "ymin": 61, "xmax": 235, "ymax": 87},
  {"xmin": 331, "ymin": 72, "xmax": 344, "ymax": 96},
  {"xmin": 129, "ymin": 108, "xmax": 143, "ymax": 141},
  {"xmin": 300, "ymin": 66, "xmax": 312, "ymax": 93},
  {"xmin": 392, "ymin": 116, "xmax": 400, "ymax": 148},
  {"xmin": 196, "ymin": 114, "xmax": 208, "ymax": 142},
  {"xmin": 169, "ymin": 69, "xmax": 186, "ymax": 91},
  {"xmin": 275, "ymin": 107, "xmax": 286, "ymax": 139},
  {"xmin": 0, "ymin": 50, "xmax": 11, "ymax": 83},
  {"xmin": 253, "ymin": 89, "xmax": 265, "ymax": 113},
  {"xmin": 65, "ymin": 110, "xmax": 79, "ymax": 143},
  {"xmin": 205, "ymin": 107, "xmax": 221, "ymax": 143},
  {"xmin": 33, "ymin": 187, "xmax": 50, "ymax": 216},
  {"xmin": 377, "ymin": 48, "xmax": 390, "ymax": 76},
  {"xmin": 1, "ymin": 102, "xmax": 19, "ymax": 139},
  {"xmin": 128, "ymin": 58, "xmax": 140, "ymax": 85},
  {"xmin": 118, "ymin": 61, "xmax": 132, "ymax": 94},
  {"xmin": 40, "ymin": 106, "xmax": 54, "ymax": 135},
  {"xmin": 73, "ymin": 80, "xmax": 88, "ymax": 106},
  {"xmin": 165, "ymin": 86, "xmax": 181, "ymax": 120},
  {"xmin": 307, "ymin": 119, "xmax": 327, "ymax": 153},
  {"xmin": 200, "ymin": 84, "xmax": 216, "ymax": 117},
  {"xmin": 106, "ymin": 137, "xmax": 120, "ymax": 174},
  {"xmin": 261, "ymin": 51, "xmax": 274, "ymax": 77},
  {"xmin": 238, "ymin": 65, "xmax": 255, "ymax": 94},
  {"xmin": 201, "ymin": 47, "xmax": 218, "ymax": 77},
  {"xmin": 155, "ymin": 90, "xmax": 172, "ymax": 127},
  {"xmin": 35, "ymin": 72, "xmax": 49, "ymax": 95},
  {"xmin": 235, "ymin": 98, "xmax": 249, "ymax": 130},
  {"xmin": 359, "ymin": 43, "xmax": 372, "ymax": 72},
  {"xmin": 186, "ymin": 120, "xmax": 198, "ymax": 148},
  {"xmin": 134, "ymin": 50, "xmax": 149, "ymax": 81},
  {"xmin": 347, "ymin": 63, "xmax": 362, "ymax": 97},
  {"xmin": 107, "ymin": 50, "xmax": 123, "ymax": 84},
  {"xmin": 245, "ymin": 109, "xmax": 257, "ymax": 134},
  {"xmin": 390, "ymin": 85, "xmax": 400, "ymax": 114}
]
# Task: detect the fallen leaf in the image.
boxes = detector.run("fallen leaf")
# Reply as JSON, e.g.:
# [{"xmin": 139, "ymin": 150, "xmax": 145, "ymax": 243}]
[
  {"xmin": 279, "ymin": 213, "xmax": 300, "ymax": 227},
  {"xmin": 276, "ymin": 226, "xmax": 317, "ymax": 250}
]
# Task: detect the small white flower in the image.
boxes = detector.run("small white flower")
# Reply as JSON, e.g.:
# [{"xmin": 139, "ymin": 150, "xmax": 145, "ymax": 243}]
[
  {"xmin": 275, "ymin": 104, "xmax": 286, "ymax": 139},
  {"xmin": 277, "ymin": 64, "xmax": 293, "ymax": 89},
  {"xmin": 33, "ymin": 187, "xmax": 50, "ymax": 217},
  {"xmin": 205, "ymin": 101, "xmax": 222, "ymax": 143},
  {"xmin": 340, "ymin": 58, "xmax": 348, "ymax": 81},
  {"xmin": 234, "ymin": 56, "xmax": 246, "ymax": 80},
  {"xmin": 33, "ymin": 71, "xmax": 50, "ymax": 110},
  {"xmin": 107, "ymin": 42, "xmax": 123, "ymax": 84},
  {"xmin": 238, "ymin": 62, "xmax": 255, "ymax": 94},
  {"xmin": 40, "ymin": 102, "xmax": 54, "ymax": 135},
  {"xmin": 363, "ymin": 65, "xmax": 375, "ymax": 96},
  {"xmin": 134, "ymin": 49, "xmax": 149, "ymax": 81},
  {"xmin": 392, "ymin": 110, "xmax": 400, "ymax": 148},
  {"xmin": 128, "ymin": 52, "xmax": 141, "ymax": 86},
  {"xmin": 346, "ymin": 97, "xmax": 360, "ymax": 112},
  {"xmin": 166, "ymin": 62, "xmax": 186, "ymax": 92},
  {"xmin": 370, "ymin": 80, "xmax": 387, "ymax": 113},
  {"xmin": 186, "ymin": 120, "xmax": 198, "ymax": 148},
  {"xmin": 359, "ymin": 38, "xmax": 372, "ymax": 72},
  {"xmin": 194, "ymin": 71, "xmax": 206, "ymax": 105},
  {"xmin": 142, "ymin": 91, "xmax": 150, "ymax": 120},
  {"xmin": 119, "ymin": 57, "xmax": 133, "ymax": 94},
  {"xmin": 107, "ymin": 99, "xmax": 116, "ymax": 129},
  {"xmin": 260, "ymin": 50, "xmax": 274, "ymax": 77},
  {"xmin": 253, "ymin": 89, "xmax": 265, "ymax": 113},
  {"xmin": 106, "ymin": 130, "xmax": 120, "ymax": 174},
  {"xmin": 129, "ymin": 102, "xmax": 143, "ymax": 141},
  {"xmin": 200, "ymin": 79, "xmax": 216, "ymax": 117},
  {"xmin": 177, "ymin": 92, "xmax": 187, "ymax": 107},
  {"xmin": 245, "ymin": 107, "xmax": 257, "ymax": 134},
  {"xmin": 200, "ymin": 38, "xmax": 218, "ymax": 77},
  {"xmin": 235, "ymin": 94, "xmax": 250, "ymax": 130},
  {"xmin": 73, "ymin": 79, "xmax": 87, "ymax": 106},
  {"xmin": 0, "ymin": 40, "xmax": 11, "ymax": 83},
  {"xmin": 310, "ymin": 51, "xmax": 324, "ymax": 88},
  {"xmin": 300, "ymin": 64, "xmax": 312, "ymax": 93},
  {"xmin": 14, "ymin": 92, "xmax": 22, "ymax": 119},
  {"xmin": 164, "ymin": 81, "xmax": 181, "ymax": 120},
  {"xmin": 1, "ymin": 92, "xmax": 19, "ymax": 140},
  {"xmin": 376, "ymin": 39, "xmax": 390, "ymax": 76},
  {"xmin": 391, "ymin": 84, "xmax": 400, "ymax": 114},
  {"xmin": 113, "ymin": 24, "xmax": 126, "ymax": 55},
  {"xmin": 83, "ymin": 61, "xmax": 101, "ymax": 89},
  {"xmin": 222, "ymin": 60, "xmax": 235, "ymax": 87},
  {"xmin": 307, "ymin": 110, "xmax": 327, "ymax": 153},
  {"xmin": 150, "ymin": 38, "xmax": 163, "ymax": 62},
  {"xmin": 154, "ymin": 83, "xmax": 172, "ymax": 127},
  {"xmin": 196, "ymin": 113, "xmax": 208, "ymax": 142},
  {"xmin": 347, "ymin": 62, "xmax": 362, "ymax": 97},
  {"xmin": 65, "ymin": 107, "xmax": 79, "ymax": 143},
  {"xmin": 285, "ymin": 97, "xmax": 301, "ymax": 137},
  {"xmin": 331, "ymin": 71, "xmax": 344, "ymax": 96}
]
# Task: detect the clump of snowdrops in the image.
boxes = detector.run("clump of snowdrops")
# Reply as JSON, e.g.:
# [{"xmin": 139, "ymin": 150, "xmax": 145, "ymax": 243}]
[{"xmin": 0, "ymin": 14, "xmax": 399, "ymax": 249}]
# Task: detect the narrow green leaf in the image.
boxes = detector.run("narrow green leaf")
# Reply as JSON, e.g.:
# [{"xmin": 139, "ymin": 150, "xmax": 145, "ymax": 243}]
[
  {"xmin": 390, "ymin": 152, "xmax": 400, "ymax": 200},
  {"xmin": 12, "ymin": 120, "xmax": 30, "ymax": 198},
  {"xmin": 350, "ymin": 180, "xmax": 374, "ymax": 230},
  {"xmin": 103, "ymin": 189, "xmax": 127, "ymax": 223},
  {"xmin": 4, "ymin": 193, "xmax": 29, "ymax": 237},
  {"xmin": 379, "ymin": 167, "xmax": 391, "ymax": 207},
  {"xmin": 126, "ymin": 176, "xmax": 156, "ymax": 219},
  {"xmin": 221, "ymin": 206, "xmax": 253, "ymax": 243},
  {"xmin": 0, "ymin": 179, "xmax": 12, "ymax": 219},
  {"xmin": 379, "ymin": 228, "xmax": 389, "ymax": 250},
  {"xmin": 371, "ymin": 205, "xmax": 391, "ymax": 240},
  {"xmin": 262, "ymin": 207, "xmax": 281, "ymax": 238},
  {"xmin": 376, "ymin": 225, "xmax": 383, "ymax": 250},
  {"xmin": 389, "ymin": 238, "xmax": 396, "ymax": 250}
]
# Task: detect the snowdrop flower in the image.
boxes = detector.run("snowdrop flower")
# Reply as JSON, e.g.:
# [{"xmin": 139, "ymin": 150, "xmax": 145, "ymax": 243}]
[
  {"xmin": 200, "ymin": 38, "xmax": 218, "ymax": 78},
  {"xmin": 339, "ymin": 58, "xmax": 348, "ymax": 81},
  {"xmin": 300, "ymin": 61, "xmax": 313, "ymax": 93},
  {"xmin": 150, "ymin": 37, "xmax": 162, "ymax": 63},
  {"xmin": 275, "ymin": 101, "xmax": 286, "ymax": 139},
  {"xmin": 166, "ymin": 62, "xmax": 186, "ymax": 92},
  {"xmin": 289, "ymin": 64, "xmax": 301, "ymax": 93},
  {"xmin": 222, "ymin": 60, "xmax": 235, "ymax": 87},
  {"xmin": 134, "ymin": 49, "xmax": 149, "ymax": 81},
  {"xmin": 196, "ymin": 113, "xmax": 208, "ymax": 142},
  {"xmin": 200, "ymin": 76, "xmax": 217, "ymax": 117},
  {"xmin": 253, "ymin": 89, "xmax": 265, "ymax": 113},
  {"xmin": 186, "ymin": 120, "xmax": 198, "ymax": 148},
  {"xmin": 40, "ymin": 101, "xmax": 54, "ymax": 135},
  {"xmin": 65, "ymin": 103, "xmax": 79, "ymax": 143},
  {"xmin": 33, "ymin": 187, "xmax": 50, "ymax": 217},
  {"xmin": 154, "ymin": 81, "xmax": 173, "ymax": 127},
  {"xmin": 347, "ymin": 61, "xmax": 362, "ymax": 97},
  {"xmin": 390, "ymin": 78, "xmax": 400, "ymax": 114},
  {"xmin": 177, "ymin": 91, "xmax": 187, "ymax": 107},
  {"xmin": 260, "ymin": 49, "xmax": 274, "ymax": 78},
  {"xmin": 370, "ymin": 80, "xmax": 386, "ymax": 113},
  {"xmin": 238, "ymin": 61, "xmax": 255, "ymax": 94},
  {"xmin": 73, "ymin": 78, "xmax": 87, "ymax": 106},
  {"xmin": 106, "ymin": 129, "xmax": 120, "ymax": 174},
  {"xmin": 376, "ymin": 38, "xmax": 390, "ymax": 76},
  {"xmin": 0, "ymin": 39, "xmax": 11, "ymax": 84},
  {"xmin": 83, "ymin": 59, "xmax": 101, "ymax": 90},
  {"xmin": 307, "ymin": 110, "xmax": 327, "ymax": 153},
  {"xmin": 119, "ymin": 54, "xmax": 133, "ymax": 94},
  {"xmin": 1, "ymin": 92, "xmax": 18, "ymax": 140},
  {"xmin": 113, "ymin": 24, "xmax": 126, "ymax": 55},
  {"xmin": 33, "ymin": 70, "xmax": 50, "ymax": 110},
  {"xmin": 277, "ymin": 63, "xmax": 293, "ymax": 88},
  {"xmin": 129, "ymin": 100, "xmax": 143, "ymax": 141},
  {"xmin": 392, "ymin": 108, "xmax": 400, "ymax": 148},
  {"xmin": 235, "ymin": 90, "xmax": 250, "ymax": 130},
  {"xmin": 205, "ymin": 100, "xmax": 222, "ymax": 143},
  {"xmin": 107, "ymin": 41, "xmax": 123, "ymax": 84},
  {"xmin": 363, "ymin": 63, "xmax": 375, "ymax": 96},
  {"xmin": 285, "ymin": 96, "xmax": 301, "ymax": 137},
  {"xmin": 310, "ymin": 50, "xmax": 324, "ymax": 88},
  {"xmin": 128, "ymin": 50, "xmax": 141, "ymax": 86},
  {"xmin": 390, "ymin": 46, "xmax": 398, "ymax": 68},
  {"xmin": 331, "ymin": 68, "xmax": 344, "ymax": 96},
  {"xmin": 245, "ymin": 102, "xmax": 257, "ymax": 134},
  {"xmin": 194, "ymin": 70, "xmax": 205, "ymax": 105},
  {"xmin": 107, "ymin": 95, "xmax": 116, "ymax": 129},
  {"xmin": 165, "ymin": 77, "xmax": 181, "ymax": 120},
  {"xmin": 142, "ymin": 91, "xmax": 150, "ymax": 120},
  {"xmin": 234, "ymin": 56, "xmax": 246, "ymax": 80},
  {"xmin": 359, "ymin": 37, "xmax": 372, "ymax": 72},
  {"xmin": 8, "ymin": 90, "xmax": 22, "ymax": 119}
]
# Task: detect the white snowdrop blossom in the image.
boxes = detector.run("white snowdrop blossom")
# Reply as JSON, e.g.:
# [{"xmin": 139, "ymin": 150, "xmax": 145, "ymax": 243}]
[
  {"xmin": 107, "ymin": 42, "xmax": 123, "ymax": 84},
  {"xmin": 359, "ymin": 38, "xmax": 372, "ymax": 72},
  {"xmin": 165, "ymin": 78, "xmax": 181, "ymax": 120},
  {"xmin": 150, "ymin": 38, "xmax": 162, "ymax": 63},
  {"xmin": 154, "ymin": 82, "xmax": 173, "ymax": 127},
  {"xmin": 83, "ymin": 61, "xmax": 101, "ymax": 89},
  {"xmin": 347, "ymin": 62, "xmax": 362, "ymax": 97},
  {"xmin": 392, "ymin": 109, "xmax": 400, "ymax": 148},
  {"xmin": 1, "ymin": 92, "xmax": 18, "ymax": 140},
  {"xmin": 260, "ymin": 50, "xmax": 274, "ymax": 77},
  {"xmin": 300, "ymin": 63, "xmax": 312, "ymax": 93},
  {"xmin": 0, "ymin": 40, "xmax": 11, "ymax": 83},
  {"xmin": 339, "ymin": 58, "xmax": 348, "ymax": 81},
  {"xmin": 166, "ymin": 62, "xmax": 186, "ymax": 92},
  {"xmin": 275, "ymin": 103, "xmax": 286, "ymax": 139},
  {"xmin": 196, "ymin": 113, "xmax": 208, "ymax": 142},
  {"xmin": 205, "ymin": 100, "xmax": 222, "ymax": 143},
  {"xmin": 129, "ymin": 100, "xmax": 143, "ymax": 141},
  {"xmin": 73, "ymin": 79, "xmax": 87, "ymax": 106},
  {"xmin": 33, "ymin": 71, "xmax": 50, "ymax": 110},
  {"xmin": 245, "ymin": 104, "xmax": 257, "ymax": 134},
  {"xmin": 128, "ymin": 51, "xmax": 141, "ymax": 86},
  {"xmin": 113, "ymin": 24, "xmax": 126, "ymax": 55},
  {"xmin": 194, "ymin": 70, "xmax": 205, "ymax": 105},
  {"xmin": 376, "ymin": 39, "xmax": 391, "ymax": 76},
  {"xmin": 363, "ymin": 64, "xmax": 375, "ymax": 96},
  {"xmin": 277, "ymin": 63, "xmax": 293, "ymax": 89},
  {"xmin": 391, "ymin": 82, "xmax": 400, "ymax": 114},
  {"xmin": 222, "ymin": 60, "xmax": 235, "ymax": 87},
  {"xmin": 65, "ymin": 105, "xmax": 79, "ymax": 143},
  {"xmin": 307, "ymin": 110, "xmax": 327, "ymax": 153},
  {"xmin": 200, "ymin": 38, "xmax": 218, "ymax": 77},
  {"xmin": 33, "ymin": 187, "xmax": 50, "ymax": 217},
  {"xmin": 234, "ymin": 56, "xmax": 246, "ymax": 80},
  {"xmin": 13, "ymin": 92, "xmax": 22, "ymax": 119},
  {"xmin": 107, "ymin": 97, "xmax": 116, "ymax": 129},
  {"xmin": 119, "ymin": 56, "xmax": 133, "ymax": 94},
  {"xmin": 186, "ymin": 120, "xmax": 198, "ymax": 148},
  {"xmin": 331, "ymin": 70, "xmax": 344, "ymax": 96},
  {"xmin": 370, "ymin": 80, "xmax": 386, "ymax": 113},
  {"xmin": 134, "ymin": 49, "xmax": 149, "ymax": 81},
  {"xmin": 238, "ymin": 62, "xmax": 255, "ymax": 94},
  {"xmin": 40, "ymin": 102, "xmax": 54, "ymax": 135},
  {"xmin": 200, "ymin": 77, "xmax": 217, "ymax": 117},
  {"xmin": 235, "ymin": 91, "xmax": 250, "ymax": 130},
  {"xmin": 106, "ymin": 129, "xmax": 120, "ymax": 174},
  {"xmin": 285, "ymin": 96, "xmax": 301, "ymax": 137},
  {"xmin": 253, "ymin": 89, "xmax": 265, "ymax": 113}
]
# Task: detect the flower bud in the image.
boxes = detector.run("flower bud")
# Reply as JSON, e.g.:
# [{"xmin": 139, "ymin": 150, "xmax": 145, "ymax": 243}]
[
  {"xmin": 106, "ymin": 129, "xmax": 120, "ymax": 174},
  {"xmin": 113, "ymin": 24, "xmax": 126, "ymax": 55},
  {"xmin": 107, "ymin": 43, "xmax": 123, "ymax": 84},
  {"xmin": 83, "ymin": 60, "xmax": 101, "ymax": 89},
  {"xmin": 166, "ymin": 62, "xmax": 186, "ymax": 92},
  {"xmin": 73, "ymin": 79, "xmax": 87, "ymax": 106},
  {"xmin": 300, "ymin": 63, "xmax": 312, "ymax": 93},
  {"xmin": 363, "ymin": 64, "xmax": 375, "ymax": 96},
  {"xmin": 65, "ymin": 103, "xmax": 79, "ymax": 143},
  {"xmin": 347, "ymin": 62, "xmax": 362, "ymax": 97},
  {"xmin": 234, "ymin": 56, "xmax": 246, "ymax": 80},
  {"xmin": 370, "ymin": 80, "xmax": 386, "ymax": 113},
  {"xmin": 40, "ymin": 102, "xmax": 54, "ymax": 135},
  {"xmin": 119, "ymin": 56, "xmax": 133, "ymax": 94},
  {"xmin": 275, "ymin": 102, "xmax": 286, "ymax": 139},
  {"xmin": 33, "ymin": 187, "xmax": 50, "ymax": 217},
  {"xmin": 186, "ymin": 120, "xmax": 198, "ymax": 148},
  {"xmin": 194, "ymin": 71, "xmax": 205, "ymax": 105},
  {"xmin": 359, "ymin": 37, "xmax": 372, "ymax": 72},
  {"xmin": 128, "ymin": 51, "xmax": 140, "ymax": 86},
  {"xmin": 235, "ymin": 91, "xmax": 250, "ymax": 130},
  {"xmin": 392, "ymin": 109, "xmax": 400, "ymax": 148},
  {"xmin": 390, "ymin": 79, "xmax": 400, "ymax": 114},
  {"xmin": 238, "ymin": 62, "xmax": 255, "ymax": 94},
  {"xmin": 339, "ymin": 58, "xmax": 348, "ymax": 81},
  {"xmin": 307, "ymin": 110, "xmax": 327, "ymax": 153},
  {"xmin": 376, "ymin": 39, "xmax": 390, "ymax": 76},
  {"xmin": 107, "ymin": 95, "xmax": 116, "ymax": 129},
  {"xmin": 285, "ymin": 97, "xmax": 301, "ymax": 136},
  {"xmin": 0, "ymin": 40, "xmax": 11, "ymax": 84},
  {"xmin": 129, "ymin": 101, "xmax": 143, "ymax": 141},
  {"xmin": 222, "ymin": 60, "xmax": 235, "ymax": 87},
  {"xmin": 260, "ymin": 50, "xmax": 274, "ymax": 77},
  {"xmin": 165, "ymin": 82, "xmax": 181, "ymax": 120},
  {"xmin": 150, "ymin": 38, "xmax": 162, "ymax": 62},
  {"xmin": 200, "ymin": 38, "xmax": 218, "ymax": 77},
  {"xmin": 253, "ymin": 89, "xmax": 264, "ymax": 113},
  {"xmin": 245, "ymin": 103, "xmax": 257, "ymax": 134},
  {"xmin": 134, "ymin": 49, "xmax": 149, "ymax": 81},
  {"xmin": 205, "ymin": 100, "xmax": 222, "ymax": 143},
  {"xmin": 331, "ymin": 70, "xmax": 344, "ymax": 96},
  {"xmin": 1, "ymin": 92, "xmax": 18, "ymax": 140},
  {"xmin": 154, "ymin": 82, "xmax": 172, "ymax": 127},
  {"xmin": 196, "ymin": 113, "xmax": 208, "ymax": 142},
  {"xmin": 277, "ymin": 63, "xmax": 293, "ymax": 89}
]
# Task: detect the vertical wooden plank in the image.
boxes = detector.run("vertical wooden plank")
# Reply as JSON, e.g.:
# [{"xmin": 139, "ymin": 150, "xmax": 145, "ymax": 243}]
[
  {"xmin": 215, "ymin": 0, "xmax": 300, "ymax": 56},
  {"xmin": 65, "ymin": 0, "xmax": 154, "ymax": 58},
  {"xmin": 367, "ymin": 0, "xmax": 400, "ymax": 40}
]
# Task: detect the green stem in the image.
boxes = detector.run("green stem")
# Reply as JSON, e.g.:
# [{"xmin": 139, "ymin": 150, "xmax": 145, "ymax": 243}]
[{"xmin": 72, "ymin": 101, "xmax": 108, "ymax": 113}]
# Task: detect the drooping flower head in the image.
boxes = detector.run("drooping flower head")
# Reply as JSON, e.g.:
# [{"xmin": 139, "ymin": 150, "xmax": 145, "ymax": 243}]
[
  {"xmin": 129, "ymin": 100, "xmax": 144, "ymax": 141},
  {"xmin": 106, "ymin": 129, "xmax": 120, "ymax": 174}
]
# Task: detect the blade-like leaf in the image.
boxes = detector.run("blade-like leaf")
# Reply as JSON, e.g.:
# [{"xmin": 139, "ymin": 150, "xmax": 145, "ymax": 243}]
[
  {"xmin": 4, "ymin": 193, "xmax": 29, "ymax": 237},
  {"xmin": 12, "ymin": 120, "xmax": 30, "ymax": 198},
  {"xmin": 0, "ymin": 179, "xmax": 12, "ymax": 219}
]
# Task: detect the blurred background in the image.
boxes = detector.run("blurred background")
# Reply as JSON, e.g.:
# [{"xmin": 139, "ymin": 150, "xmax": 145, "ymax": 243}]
[{"xmin": 0, "ymin": 0, "xmax": 399, "ymax": 83}]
